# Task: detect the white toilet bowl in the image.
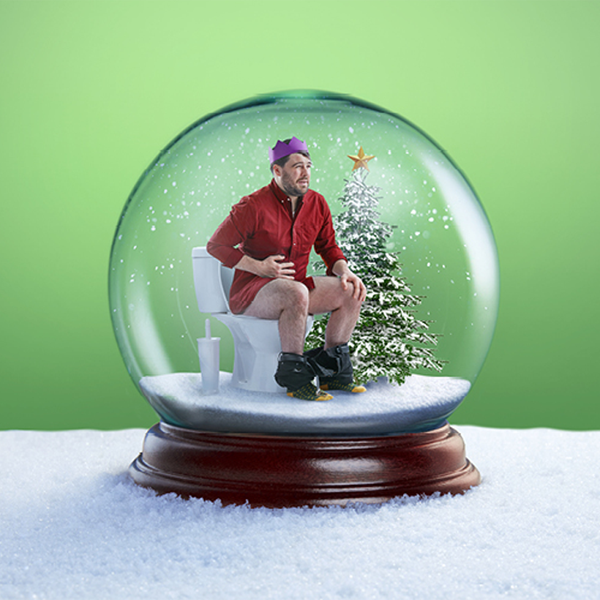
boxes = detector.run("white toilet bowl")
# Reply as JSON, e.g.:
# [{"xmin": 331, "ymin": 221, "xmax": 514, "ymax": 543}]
[{"xmin": 192, "ymin": 247, "xmax": 313, "ymax": 393}]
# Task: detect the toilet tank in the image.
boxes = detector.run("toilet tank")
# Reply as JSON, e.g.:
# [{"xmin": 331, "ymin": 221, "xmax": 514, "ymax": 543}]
[{"xmin": 192, "ymin": 247, "xmax": 233, "ymax": 313}]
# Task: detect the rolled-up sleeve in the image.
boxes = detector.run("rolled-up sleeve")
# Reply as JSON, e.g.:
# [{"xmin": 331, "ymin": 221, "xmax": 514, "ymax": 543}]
[{"xmin": 206, "ymin": 198, "xmax": 254, "ymax": 268}]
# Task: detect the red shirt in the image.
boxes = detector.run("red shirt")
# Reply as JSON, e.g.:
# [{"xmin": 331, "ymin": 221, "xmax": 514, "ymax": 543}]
[{"xmin": 207, "ymin": 179, "xmax": 346, "ymax": 314}]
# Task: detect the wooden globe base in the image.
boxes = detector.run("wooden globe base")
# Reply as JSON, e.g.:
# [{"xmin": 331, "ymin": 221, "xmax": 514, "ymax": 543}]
[{"xmin": 129, "ymin": 421, "xmax": 480, "ymax": 508}]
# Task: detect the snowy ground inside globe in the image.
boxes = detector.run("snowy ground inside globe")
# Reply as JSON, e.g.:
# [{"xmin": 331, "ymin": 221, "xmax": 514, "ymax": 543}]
[
  {"xmin": 139, "ymin": 372, "xmax": 470, "ymax": 434},
  {"xmin": 1, "ymin": 426, "xmax": 599, "ymax": 600}
]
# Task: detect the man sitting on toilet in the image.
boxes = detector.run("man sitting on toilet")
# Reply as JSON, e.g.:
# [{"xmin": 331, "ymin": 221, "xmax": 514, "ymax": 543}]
[{"xmin": 207, "ymin": 137, "xmax": 367, "ymax": 401}]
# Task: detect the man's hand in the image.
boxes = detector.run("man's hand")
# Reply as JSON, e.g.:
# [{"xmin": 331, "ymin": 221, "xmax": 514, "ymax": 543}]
[
  {"xmin": 259, "ymin": 255, "xmax": 296, "ymax": 279},
  {"xmin": 333, "ymin": 260, "xmax": 367, "ymax": 302},
  {"xmin": 236, "ymin": 254, "xmax": 296, "ymax": 280},
  {"xmin": 340, "ymin": 271, "xmax": 367, "ymax": 302}
]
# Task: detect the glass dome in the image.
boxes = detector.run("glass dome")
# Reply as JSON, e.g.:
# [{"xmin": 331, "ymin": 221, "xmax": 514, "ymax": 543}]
[{"xmin": 109, "ymin": 90, "xmax": 499, "ymax": 435}]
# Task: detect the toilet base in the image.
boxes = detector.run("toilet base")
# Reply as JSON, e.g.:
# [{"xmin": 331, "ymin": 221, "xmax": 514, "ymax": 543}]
[
  {"xmin": 129, "ymin": 421, "xmax": 481, "ymax": 508},
  {"xmin": 213, "ymin": 313, "xmax": 313, "ymax": 393}
]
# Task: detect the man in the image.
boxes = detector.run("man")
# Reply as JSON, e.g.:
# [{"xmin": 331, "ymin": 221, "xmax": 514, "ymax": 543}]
[{"xmin": 207, "ymin": 137, "xmax": 366, "ymax": 401}]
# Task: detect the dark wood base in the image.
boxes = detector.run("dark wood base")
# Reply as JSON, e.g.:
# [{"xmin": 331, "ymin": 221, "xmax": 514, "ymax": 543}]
[{"xmin": 129, "ymin": 422, "xmax": 480, "ymax": 508}]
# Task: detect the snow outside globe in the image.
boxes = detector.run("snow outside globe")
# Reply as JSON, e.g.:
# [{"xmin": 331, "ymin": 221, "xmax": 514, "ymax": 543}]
[{"xmin": 109, "ymin": 91, "xmax": 499, "ymax": 435}]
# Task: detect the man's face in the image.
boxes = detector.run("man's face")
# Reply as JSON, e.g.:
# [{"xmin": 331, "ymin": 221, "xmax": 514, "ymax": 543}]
[{"xmin": 275, "ymin": 153, "xmax": 312, "ymax": 198}]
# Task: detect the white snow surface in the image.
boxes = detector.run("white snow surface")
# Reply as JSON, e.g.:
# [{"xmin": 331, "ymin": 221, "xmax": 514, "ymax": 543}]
[
  {"xmin": 1, "ymin": 427, "xmax": 599, "ymax": 599},
  {"xmin": 139, "ymin": 372, "xmax": 470, "ymax": 434}
]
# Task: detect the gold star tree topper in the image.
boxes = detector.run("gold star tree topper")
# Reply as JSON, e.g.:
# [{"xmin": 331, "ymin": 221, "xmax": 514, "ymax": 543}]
[{"xmin": 347, "ymin": 146, "xmax": 375, "ymax": 171}]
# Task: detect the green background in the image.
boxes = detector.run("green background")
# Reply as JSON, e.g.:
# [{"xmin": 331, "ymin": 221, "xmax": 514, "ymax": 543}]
[{"xmin": 1, "ymin": 0, "xmax": 598, "ymax": 432}]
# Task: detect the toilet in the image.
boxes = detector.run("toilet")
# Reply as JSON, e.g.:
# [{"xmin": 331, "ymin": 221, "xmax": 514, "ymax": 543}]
[{"xmin": 192, "ymin": 247, "xmax": 313, "ymax": 393}]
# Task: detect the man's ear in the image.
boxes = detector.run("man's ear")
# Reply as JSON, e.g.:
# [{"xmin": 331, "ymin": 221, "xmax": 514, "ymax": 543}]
[{"xmin": 271, "ymin": 164, "xmax": 282, "ymax": 177}]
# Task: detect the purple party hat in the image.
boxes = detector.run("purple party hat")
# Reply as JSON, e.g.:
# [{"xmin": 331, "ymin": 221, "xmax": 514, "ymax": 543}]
[{"xmin": 268, "ymin": 137, "xmax": 308, "ymax": 164}]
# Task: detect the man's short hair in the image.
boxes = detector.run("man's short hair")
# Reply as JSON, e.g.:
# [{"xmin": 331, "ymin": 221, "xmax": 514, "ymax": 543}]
[{"xmin": 270, "ymin": 138, "xmax": 311, "ymax": 173}]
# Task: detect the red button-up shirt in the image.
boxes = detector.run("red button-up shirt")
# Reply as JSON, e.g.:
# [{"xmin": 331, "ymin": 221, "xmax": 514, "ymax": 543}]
[{"xmin": 207, "ymin": 179, "xmax": 346, "ymax": 314}]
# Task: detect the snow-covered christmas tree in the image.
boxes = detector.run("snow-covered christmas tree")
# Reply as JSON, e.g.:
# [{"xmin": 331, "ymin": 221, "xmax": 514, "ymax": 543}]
[{"xmin": 306, "ymin": 147, "xmax": 444, "ymax": 386}]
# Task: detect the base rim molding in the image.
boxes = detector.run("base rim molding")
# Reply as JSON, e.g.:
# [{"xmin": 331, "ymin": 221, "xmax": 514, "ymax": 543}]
[{"xmin": 129, "ymin": 421, "xmax": 480, "ymax": 507}]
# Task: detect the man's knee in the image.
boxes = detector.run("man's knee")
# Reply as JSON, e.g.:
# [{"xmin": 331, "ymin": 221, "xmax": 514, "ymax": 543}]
[
  {"xmin": 282, "ymin": 280, "xmax": 310, "ymax": 311},
  {"xmin": 339, "ymin": 281, "xmax": 363, "ymax": 311}
]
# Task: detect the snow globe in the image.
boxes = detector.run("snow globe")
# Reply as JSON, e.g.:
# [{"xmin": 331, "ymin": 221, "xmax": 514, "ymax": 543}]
[{"xmin": 111, "ymin": 91, "xmax": 499, "ymax": 506}]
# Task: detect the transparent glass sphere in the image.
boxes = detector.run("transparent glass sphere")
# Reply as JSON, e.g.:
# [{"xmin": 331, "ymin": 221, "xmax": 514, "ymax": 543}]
[{"xmin": 110, "ymin": 90, "xmax": 499, "ymax": 435}]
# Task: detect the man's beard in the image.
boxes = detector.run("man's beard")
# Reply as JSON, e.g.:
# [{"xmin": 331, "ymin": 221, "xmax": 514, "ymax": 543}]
[{"xmin": 280, "ymin": 173, "xmax": 309, "ymax": 198}]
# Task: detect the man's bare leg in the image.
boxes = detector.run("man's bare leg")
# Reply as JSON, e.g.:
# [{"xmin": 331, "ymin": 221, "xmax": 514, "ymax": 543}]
[
  {"xmin": 244, "ymin": 279, "xmax": 333, "ymax": 400},
  {"xmin": 243, "ymin": 279, "xmax": 309, "ymax": 354},
  {"xmin": 305, "ymin": 276, "xmax": 366, "ymax": 393},
  {"xmin": 308, "ymin": 276, "xmax": 363, "ymax": 348}
]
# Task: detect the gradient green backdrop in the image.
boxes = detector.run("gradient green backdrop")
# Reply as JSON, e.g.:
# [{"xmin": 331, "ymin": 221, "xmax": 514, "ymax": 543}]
[{"xmin": 1, "ymin": 0, "xmax": 598, "ymax": 431}]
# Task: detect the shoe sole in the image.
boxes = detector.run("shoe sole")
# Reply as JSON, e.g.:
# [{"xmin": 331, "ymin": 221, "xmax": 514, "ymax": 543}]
[
  {"xmin": 321, "ymin": 383, "xmax": 366, "ymax": 393},
  {"xmin": 287, "ymin": 391, "xmax": 333, "ymax": 402}
]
